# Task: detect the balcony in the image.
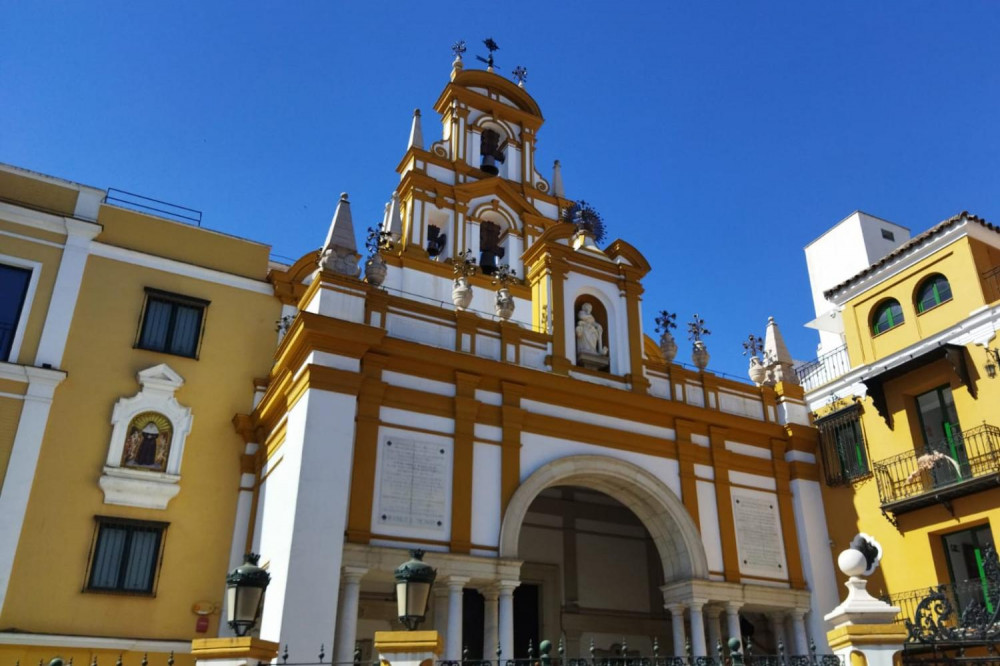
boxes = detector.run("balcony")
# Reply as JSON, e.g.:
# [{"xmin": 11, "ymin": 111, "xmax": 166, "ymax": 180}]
[
  {"xmin": 795, "ymin": 344, "xmax": 851, "ymax": 392},
  {"xmin": 885, "ymin": 578, "xmax": 996, "ymax": 627},
  {"xmin": 873, "ymin": 424, "xmax": 1000, "ymax": 516}
]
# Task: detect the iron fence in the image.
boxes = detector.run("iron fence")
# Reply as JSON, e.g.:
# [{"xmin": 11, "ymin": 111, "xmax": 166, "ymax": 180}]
[
  {"xmin": 104, "ymin": 188, "xmax": 202, "ymax": 226},
  {"xmin": 794, "ymin": 345, "xmax": 851, "ymax": 392},
  {"xmin": 872, "ymin": 424, "xmax": 1000, "ymax": 509},
  {"xmin": 886, "ymin": 579, "xmax": 999, "ymax": 627}
]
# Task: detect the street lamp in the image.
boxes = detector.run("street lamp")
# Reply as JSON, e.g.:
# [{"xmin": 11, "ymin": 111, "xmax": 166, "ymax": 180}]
[
  {"xmin": 226, "ymin": 553, "xmax": 271, "ymax": 637},
  {"xmin": 394, "ymin": 550, "xmax": 437, "ymax": 630},
  {"xmin": 985, "ymin": 347, "xmax": 1000, "ymax": 379}
]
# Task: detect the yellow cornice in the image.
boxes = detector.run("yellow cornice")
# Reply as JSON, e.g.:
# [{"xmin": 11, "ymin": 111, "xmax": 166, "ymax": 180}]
[
  {"xmin": 374, "ymin": 629, "xmax": 444, "ymax": 655},
  {"xmin": 826, "ymin": 623, "xmax": 908, "ymax": 651},
  {"xmin": 191, "ymin": 637, "xmax": 280, "ymax": 661}
]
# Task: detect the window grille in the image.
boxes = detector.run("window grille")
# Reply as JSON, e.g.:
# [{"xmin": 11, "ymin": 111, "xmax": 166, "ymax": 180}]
[
  {"xmin": 816, "ymin": 403, "xmax": 869, "ymax": 485},
  {"xmin": 87, "ymin": 517, "xmax": 167, "ymax": 594}
]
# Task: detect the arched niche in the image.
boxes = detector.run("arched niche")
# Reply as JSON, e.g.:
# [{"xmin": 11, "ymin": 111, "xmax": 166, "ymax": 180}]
[
  {"xmin": 573, "ymin": 294, "xmax": 610, "ymax": 372},
  {"xmin": 499, "ymin": 455, "xmax": 710, "ymax": 582},
  {"xmin": 470, "ymin": 204, "xmax": 522, "ymax": 277}
]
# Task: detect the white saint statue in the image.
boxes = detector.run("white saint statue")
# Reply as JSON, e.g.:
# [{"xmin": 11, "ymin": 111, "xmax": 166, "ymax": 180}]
[{"xmin": 575, "ymin": 303, "xmax": 607, "ymax": 356}]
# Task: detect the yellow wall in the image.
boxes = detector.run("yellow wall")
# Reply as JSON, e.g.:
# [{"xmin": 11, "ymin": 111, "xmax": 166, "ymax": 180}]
[
  {"xmin": 821, "ymin": 234, "xmax": 1000, "ymax": 602},
  {"xmin": 1, "ymin": 252, "xmax": 279, "ymax": 640},
  {"xmin": 0, "ymin": 170, "xmax": 80, "ymax": 216},
  {"xmin": 841, "ymin": 239, "xmax": 985, "ymax": 367},
  {"xmin": 0, "ymin": 220, "xmax": 66, "ymax": 365},
  {"xmin": 0, "ymin": 394, "xmax": 25, "ymax": 489}
]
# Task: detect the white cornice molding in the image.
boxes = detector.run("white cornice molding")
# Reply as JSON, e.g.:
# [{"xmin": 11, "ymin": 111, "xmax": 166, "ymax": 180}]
[
  {"xmin": 0, "ymin": 632, "xmax": 191, "ymax": 653},
  {"xmin": 0, "ymin": 362, "xmax": 67, "ymax": 391},
  {"xmin": 805, "ymin": 302, "xmax": 1000, "ymax": 405},
  {"xmin": 90, "ymin": 242, "xmax": 274, "ymax": 295}
]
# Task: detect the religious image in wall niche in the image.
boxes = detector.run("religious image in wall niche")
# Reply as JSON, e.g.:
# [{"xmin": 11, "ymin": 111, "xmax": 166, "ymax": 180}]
[
  {"xmin": 121, "ymin": 412, "xmax": 172, "ymax": 472},
  {"xmin": 576, "ymin": 302, "xmax": 610, "ymax": 371}
]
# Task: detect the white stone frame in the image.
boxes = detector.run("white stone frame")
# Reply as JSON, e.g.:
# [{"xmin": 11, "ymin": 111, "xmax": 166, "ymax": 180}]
[
  {"xmin": 98, "ymin": 364, "xmax": 193, "ymax": 509},
  {"xmin": 0, "ymin": 253, "xmax": 43, "ymax": 364}
]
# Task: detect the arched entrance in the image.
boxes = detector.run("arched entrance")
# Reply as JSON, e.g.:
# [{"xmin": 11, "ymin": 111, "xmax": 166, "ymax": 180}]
[{"xmin": 498, "ymin": 456, "xmax": 710, "ymax": 656}]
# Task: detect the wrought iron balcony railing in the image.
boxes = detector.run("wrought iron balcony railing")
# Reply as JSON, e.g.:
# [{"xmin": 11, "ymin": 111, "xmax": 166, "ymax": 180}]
[
  {"xmin": 794, "ymin": 345, "xmax": 851, "ymax": 392},
  {"xmin": 884, "ymin": 578, "xmax": 998, "ymax": 628},
  {"xmin": 873, "ymin": 424, "xmax": 1000, "ymax": 515}
]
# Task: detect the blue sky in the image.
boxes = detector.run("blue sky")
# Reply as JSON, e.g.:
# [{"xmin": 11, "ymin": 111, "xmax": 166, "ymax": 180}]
[{"xmin": 4, "ymin": 2, "xmax": 999, "ymax": 379}]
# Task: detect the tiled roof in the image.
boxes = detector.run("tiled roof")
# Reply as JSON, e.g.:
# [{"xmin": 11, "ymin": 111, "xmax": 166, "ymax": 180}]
[{"xmin": 823, "ymin": 212, "xmax": 998, "ymax": 299}]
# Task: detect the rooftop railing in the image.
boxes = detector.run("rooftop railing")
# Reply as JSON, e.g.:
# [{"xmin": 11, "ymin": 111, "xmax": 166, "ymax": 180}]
[
  {"xmin": 794, "ymin": 344, "xmax": 851, "ymax": 392},
  {"xmin": 873, "ymin": 424, "xmax": 1000, "ymax": 514},
  {"xmin": 103, "ymin": 187, "xmax": 202, "ymax": 226}
]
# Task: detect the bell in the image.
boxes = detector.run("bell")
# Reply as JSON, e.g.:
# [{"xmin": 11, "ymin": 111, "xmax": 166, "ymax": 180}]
[{"xmin": 481, "ymin": 155, "xmax": 499, "ymax": 175}]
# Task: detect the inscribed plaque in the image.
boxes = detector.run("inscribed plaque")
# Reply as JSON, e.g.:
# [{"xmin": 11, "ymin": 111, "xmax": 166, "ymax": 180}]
[
  {"xmin": 377, "ymin": 437, "xmax": 449, "ymax": 530},
  {"xmin": 730, "ymin": 486, "xmax": 788, "ymax": 579}
]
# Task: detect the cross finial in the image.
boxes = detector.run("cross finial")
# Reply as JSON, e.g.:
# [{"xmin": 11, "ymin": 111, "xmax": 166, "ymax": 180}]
[
  {"xmin": 476, "ymin": 37, "xmax": 499, "ymax": 70},
  {"xmin": 451, "ymin": 40, "xmax": 466, "ymax": 59},
  {"xmin": 512, "ymin": 65, "xmax": 528, "ymax": 86}
]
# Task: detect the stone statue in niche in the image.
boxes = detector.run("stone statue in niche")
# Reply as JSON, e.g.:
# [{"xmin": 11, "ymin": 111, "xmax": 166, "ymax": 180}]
[
  {"xmin": 121, "ymin": 412, "xmax": 172, "ymax": 472},
  {"xmin": 575, "ymin": 303, "xmax": 610, "ymax": 371}
]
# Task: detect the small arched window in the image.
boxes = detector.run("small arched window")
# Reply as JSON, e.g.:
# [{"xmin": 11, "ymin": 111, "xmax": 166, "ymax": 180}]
[
  {"xmin": 915, "ymin": 274, "xmax": 953, "ymax": 313},
  {"xmin": 872, "ymin": 299, "xmax": 904, "ymax": 335}
]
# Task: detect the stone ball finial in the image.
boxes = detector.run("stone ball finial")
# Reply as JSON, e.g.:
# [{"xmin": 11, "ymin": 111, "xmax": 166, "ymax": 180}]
[
  {"xmin": 838, "ymin": 532, "xmax": 883, "ymax": 577},
  {"xmin": 340, "ymin": 192, "xmax": 349, "ymax": 202},
  {"xmin": 727, "ymin": 637, "xmax": 741, "ymax": 653}
]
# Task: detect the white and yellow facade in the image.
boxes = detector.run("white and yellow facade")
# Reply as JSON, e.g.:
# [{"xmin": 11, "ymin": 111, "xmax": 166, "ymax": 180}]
[
  {"xmin": 0, "ymin": 164, "xmax": 280, "ymax": 665},
  {"xmin": 802, "ymin": 210, "xmax": 1000, "ymax": 624},
  {"xmin": 1, "ymin": 59, "xmax": 846, "ymax": 666}
]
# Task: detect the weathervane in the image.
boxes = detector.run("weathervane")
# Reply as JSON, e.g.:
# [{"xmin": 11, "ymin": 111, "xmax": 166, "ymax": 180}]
[
  {"xmin": 451, "ymin": 40, "xmax": 466, "ymax": 60},
  {"xmin": 477, "ymin": 38, "xmax": 499, "ymax": 69},
  {"xmin": 512, "ymin": 65, "xmax": 527, "ymax": 85}
]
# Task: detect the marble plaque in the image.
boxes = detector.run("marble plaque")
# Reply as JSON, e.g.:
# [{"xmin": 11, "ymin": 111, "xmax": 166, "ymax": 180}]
[
  {"xmin": 377, "ymin": 437, "xmax": 449, "ymax": 529},
  {"xmin": 730, "ymin": 486, "xmax": 788, "ymax": 579}
]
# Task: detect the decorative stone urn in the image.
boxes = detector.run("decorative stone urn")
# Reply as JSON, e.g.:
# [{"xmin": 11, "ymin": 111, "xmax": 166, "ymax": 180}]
[
  {"xmin": 658, "ymin": 331, "xmax": 678, "ymax": 363},
  {"xmin": 452, "ymin": 277, "xmax": 473, "ymax": 310},
  {"xmin": 691, "ymin": 340, "xmax": 710, "ymax": 371},
  {"xmin": 495, "ymin": 287, "xmax": 514, "ymax": 320},
  {"xmin": 364, "ymin": 254, "xmax": 387, "ymax": 286},
  {"xmin": 748, "ymin": 356, "xmax": 767, "ymax": 385}
]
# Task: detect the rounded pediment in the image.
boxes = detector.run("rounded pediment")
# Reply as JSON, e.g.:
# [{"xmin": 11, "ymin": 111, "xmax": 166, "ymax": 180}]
[{"xmin": 450, "ymin": 69, "xmax": 543, "ymax": 119}]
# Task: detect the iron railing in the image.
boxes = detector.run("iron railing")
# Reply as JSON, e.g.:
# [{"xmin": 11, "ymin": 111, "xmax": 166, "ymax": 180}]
[
  {"xmin": 873, "ymin": 424, "xmax": 1000, "ymax": 511},
  {"xmin": 794, "ymin": 345, "xmax": 851, "ymax": 392},
  {"xmin": 886, "ymin": 579, "xmax": 999, "ymax": 627},
  {"xmin": 982, "ymin": 266, "xmax": 1000, "ymax": 304},
  {"xmin": 104, "ymin": 188, "xmax": 202, "ymax": 226}
]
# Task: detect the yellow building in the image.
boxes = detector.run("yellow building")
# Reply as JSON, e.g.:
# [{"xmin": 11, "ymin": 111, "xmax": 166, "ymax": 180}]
[
  {"xmin": 0, "ymin": 164, "xmax": 280, "ymax": 665},
  {"xmin": 801, "ymin": 210, "xmax": 1000, "ymax": 624}
]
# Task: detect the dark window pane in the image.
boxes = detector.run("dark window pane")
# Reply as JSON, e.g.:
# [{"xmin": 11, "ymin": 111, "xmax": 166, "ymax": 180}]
[
  {"xmin": 873, "ymin": 300, "xmax": 903, "ymax": 334},
  {"xmin": 817, "ymin": 405, "xmax": 868, "ymax": 485},
  {"xmin": 169, "ymin": 305, "xmax": 201, "ymax": 356},
  {"xmin": 0, "ymin": 264, "xmax": 32, "ymax": 360},
  {"xmin": 122, "ymin": 529, "xmax": 160, "ymax": 591},
  {"xmin": 917, "ymin": 275, "xmax": 952, "ymax": 312},
  {"xmin": 139, "ymin": 300, "xmax": 172, "ymax": 351},
  {"xmin": 90, "ymin": 526, "xmax": 127, "ymax": 589}
]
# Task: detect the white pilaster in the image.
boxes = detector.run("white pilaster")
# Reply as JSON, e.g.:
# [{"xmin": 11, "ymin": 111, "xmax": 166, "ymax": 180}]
[
  {"xmin": 445, "ymin": 576, "xmax": 469, "ymax": 660},
  {"xmin": 483, "ymin": 587, "xmax": 499, "ymax": 660},
  {"xmin": 497, "ymin": 580, "xmax": 518, "ymax": 660},
  {"xmin": 725, "ymin": 602, "xmax": 743, "ymax": 650},
  {"xmin": 789, "ymin": 478, "xmax": 838, "ymax": 651},
  {"xmin": 666, "ymin": 603, "xmax": 687, "ymax": 657},
  {"xmin": 688, "ymin": 600, "xmax": 707, "ymax": 657},
  {"xmin": 220, "ymin": 445, "xmax": 259, "ymax": 637},
  {"xmin": 34, "ymin": 218, "xmax": 100, "ymax": 368},
  {"xmin": 256, "ymin": 387, "xmax": 360, "ymax": 663},
  {"xmin": 334, "ymin": 567, "xmax": 367, "ymax": 665},
  {"xmin": 0, "ymin": 365, "xmax": 66, "ymax": 612}
]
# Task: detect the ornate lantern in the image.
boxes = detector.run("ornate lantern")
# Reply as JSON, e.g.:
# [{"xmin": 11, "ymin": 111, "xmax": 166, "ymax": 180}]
[
  {"xmin": 394, "ymin": 550, "xmax": 437, "ymax": 630},
  {"xmin": 225, "ymin": 553, "xmax": 271, "ymax": 637}
]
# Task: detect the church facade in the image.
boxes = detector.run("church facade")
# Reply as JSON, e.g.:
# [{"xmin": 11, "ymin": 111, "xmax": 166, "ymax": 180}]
[{"xmin": 0, "ymin": 56, "xmax": 840, "ymax": 664}]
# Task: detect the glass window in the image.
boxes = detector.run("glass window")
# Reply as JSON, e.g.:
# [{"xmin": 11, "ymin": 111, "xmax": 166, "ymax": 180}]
[
  {"xmin": 872, "ymin": 299, "xmax": 904, "ymax": 335},
  {"xmin": 88, "ymin": 518, "xmax": 166, "ymax": 594},
  {"xmin": 942, "ymin": 525, "xmax": 994, "ymax": 616},
  {"xmin": 916, "ymin": 274, "xmax": 953, "ymax": 313},
  {"xmin": 137, "ymin": 289, "xmax": 208, "ymax": 358},
  {"xmin": 0, "ymin": 264, "xmax": 32, "ymax": 361},
  {"xmin": 816, "ymin": 405, "xmax": 870, "ymax": 485}
]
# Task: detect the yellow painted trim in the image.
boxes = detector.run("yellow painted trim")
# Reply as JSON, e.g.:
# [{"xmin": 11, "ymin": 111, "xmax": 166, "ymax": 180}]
[
  {"xmin": 826, "ymin": 624, "xmax": 907, "ymax": 651},
  {"xmin": 190, "ymin": 637, "xmax": 280, "ymax": 661},
  {"xmin": 373, "ymin": 630, "xmax": 444, "ymax": 655}
]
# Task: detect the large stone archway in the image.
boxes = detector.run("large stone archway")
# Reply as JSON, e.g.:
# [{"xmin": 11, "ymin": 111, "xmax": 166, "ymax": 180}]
[{"xmin": 499, "ymin": 455, "xmax": 710, "ymax": 582}]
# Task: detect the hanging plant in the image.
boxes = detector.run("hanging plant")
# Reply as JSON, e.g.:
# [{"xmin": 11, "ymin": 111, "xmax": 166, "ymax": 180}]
[{"xmin": 561, "ymin": 200, "xmax": 606, "ymax": 244}]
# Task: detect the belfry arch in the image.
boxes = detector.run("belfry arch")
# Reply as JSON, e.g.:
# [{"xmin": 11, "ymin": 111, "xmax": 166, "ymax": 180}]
[{"xmin": 499, "ymin": 455, "xmax": 710, "ymax": 582}]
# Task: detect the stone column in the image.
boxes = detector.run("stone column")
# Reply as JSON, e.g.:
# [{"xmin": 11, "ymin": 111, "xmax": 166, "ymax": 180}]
[
  {"xmin": 725, "ymin": 602, "xmax": 743, "ymax": 650},
  {"xmin": 767, "ymin": 612, "xmax": 788, "ymax": 654},
  {"xmin": 665, "ymin": 603, "xmax": 687, "ymax": 657},
  {"xmin": 483, "ymin": 587, "xmax": 499, "ymax": 660},
  {"xmin": 705, "ymin": 606, "xmax": 722, "ymax": 657},
  {"xmin": 688, "ymin": 600, "xmax": 707, "ymax": 657},
  {"xmin": 497, "ymin": 580, "xmax": 519, "ymax": 659},
  {"xmin": 790, "ymin": 609, "xmax": 809, "ymax": 655},
  {"xmin": 334, "ymin": 567, "xmax": 367, "ymax": 665},
  {"xmin": 445, "ymin": 576, "xmax": 470, "ymax": 660}
]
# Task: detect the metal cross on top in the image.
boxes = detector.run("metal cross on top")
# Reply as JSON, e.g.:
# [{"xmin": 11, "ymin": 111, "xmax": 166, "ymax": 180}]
[
  {"xmin": 476, "ymin": 37, "xmax": 499, "ymax": 69},
  {"xmin": 451, "ymin": 40, "xmax": 466, "ymax": 59},
  {"xmin": 512, "ymin": 65, "xmax": 528, "ymax": 85}
]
